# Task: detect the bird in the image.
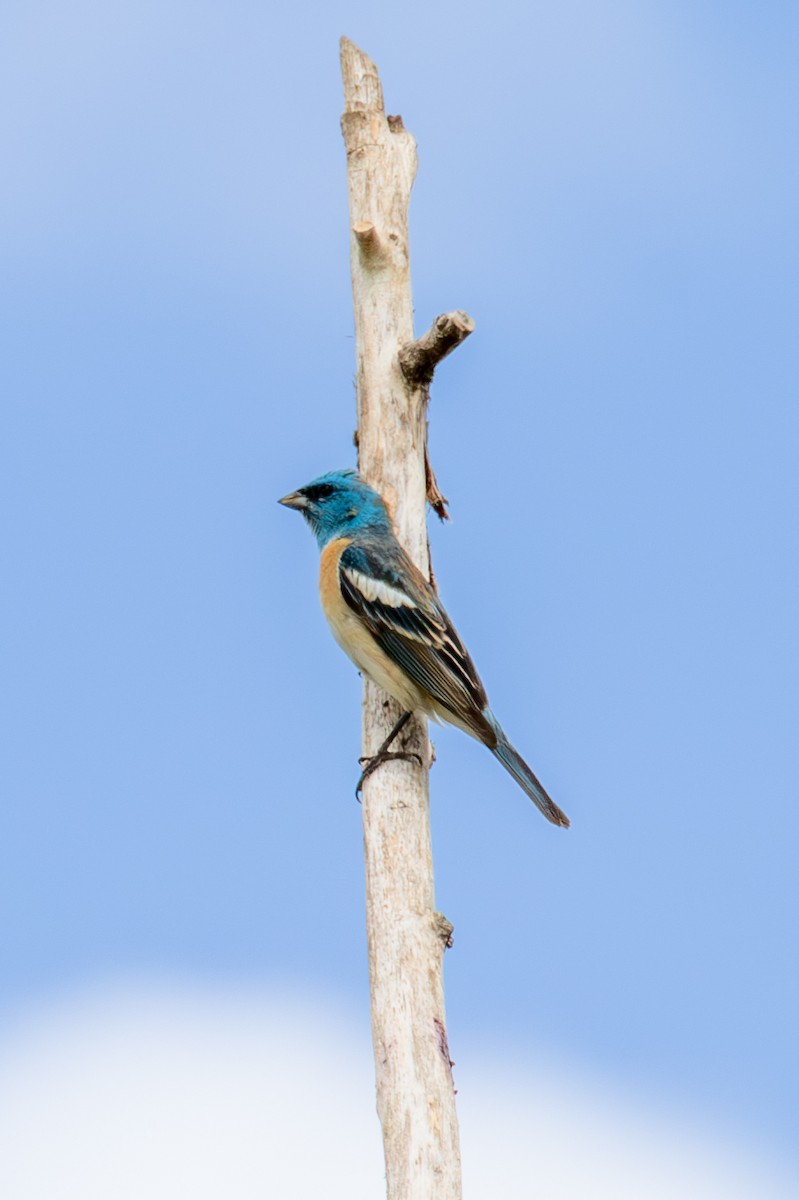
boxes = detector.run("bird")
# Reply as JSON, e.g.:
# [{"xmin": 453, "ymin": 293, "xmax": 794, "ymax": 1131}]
[{"xmin": 278, "ymin": 469, "xmax": 569, "ymax": 827}]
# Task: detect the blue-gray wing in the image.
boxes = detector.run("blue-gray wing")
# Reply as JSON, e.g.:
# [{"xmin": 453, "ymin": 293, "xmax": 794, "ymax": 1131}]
[{"xmin": 339, "ymin": 539, "xmax": 496, "ymax": 746}]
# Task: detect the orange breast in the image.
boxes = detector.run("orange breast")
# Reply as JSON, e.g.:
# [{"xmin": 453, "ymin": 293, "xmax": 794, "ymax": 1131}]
[{"xmin": 319, "ymin": 537, "xmax": 352, "ymax": 616}]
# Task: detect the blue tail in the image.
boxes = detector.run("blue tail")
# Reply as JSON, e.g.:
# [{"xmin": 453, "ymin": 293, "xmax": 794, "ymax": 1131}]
[{"xmin": 486, "ymin": 713, "xmax": 569, "ymax": 828}]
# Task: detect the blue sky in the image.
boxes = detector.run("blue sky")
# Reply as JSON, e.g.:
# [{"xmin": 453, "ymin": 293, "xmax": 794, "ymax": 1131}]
[{"xmin": 2, "ymin": 0, "xmax": 798, "ymax": 1186}]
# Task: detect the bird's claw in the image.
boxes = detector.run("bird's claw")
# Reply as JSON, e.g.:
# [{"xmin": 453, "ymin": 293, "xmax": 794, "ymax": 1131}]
[{"xmin": 355, "ymin": 749, "xmax": 423, "ymax": 800}]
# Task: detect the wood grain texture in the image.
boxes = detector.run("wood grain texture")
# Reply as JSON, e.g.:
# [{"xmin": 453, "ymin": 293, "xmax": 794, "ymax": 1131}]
[{"xmin": 340, "ymin": 36, "xmax": 463, "ymax": 1200}]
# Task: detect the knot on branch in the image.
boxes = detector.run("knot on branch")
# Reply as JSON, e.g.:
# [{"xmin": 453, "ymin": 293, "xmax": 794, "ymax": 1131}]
[
  {"xmin": 352, "ymin": 221, "xmax": 389, "ymax": 268},
  {"xmin": 433, "ymin": 912, "xmax": 455, "ymax": 950},
  {"xmin": 433, "ymin": 1017, "xmax": 456, "ymax": 1079},
  {"xmin": 399, "ymin": 310, "xmax": 475, "ymax": 387}
]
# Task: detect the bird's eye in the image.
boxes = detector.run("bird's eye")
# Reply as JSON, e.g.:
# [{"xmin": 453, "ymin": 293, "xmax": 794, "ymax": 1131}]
[{"xmin": 303, "ymin": 482, "xmax": 336, "ymax": 504}]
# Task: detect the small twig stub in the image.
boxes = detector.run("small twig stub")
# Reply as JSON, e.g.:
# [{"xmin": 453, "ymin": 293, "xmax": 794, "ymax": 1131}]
[
  {"xmin": 399, "ymin": 310, "xmax": 475, "ymax": 387},
  {"xmin": 425, "ymin": 449, "xmax": 450, "ymax": 522}
]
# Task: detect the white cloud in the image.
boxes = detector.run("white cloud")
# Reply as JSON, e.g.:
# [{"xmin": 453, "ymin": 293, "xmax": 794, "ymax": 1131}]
[{"xmin": 0, "ymin": 980, "xmax": 795, "ymax": 1200}]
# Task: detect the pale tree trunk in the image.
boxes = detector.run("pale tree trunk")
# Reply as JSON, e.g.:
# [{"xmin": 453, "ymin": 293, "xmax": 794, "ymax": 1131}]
[{"xmin": 340, "ymin": 38, "xmax": 473, "ymax": 1200}]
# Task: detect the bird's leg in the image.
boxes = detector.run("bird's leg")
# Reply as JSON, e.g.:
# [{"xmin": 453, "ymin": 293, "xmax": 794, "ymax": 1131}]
[
  {"xmin": 355, "ymin": 711, "xmax": 421, "ymax": 798},
  {"xmin": 362, "ymin": 710, "xmax": 413, "ymax": 759}
]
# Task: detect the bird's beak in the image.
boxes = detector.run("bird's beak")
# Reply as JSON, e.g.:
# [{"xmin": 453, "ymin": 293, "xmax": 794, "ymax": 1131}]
[{"xmin": 278, "ymin": 490, "xmax": 308, "ymax": 511}]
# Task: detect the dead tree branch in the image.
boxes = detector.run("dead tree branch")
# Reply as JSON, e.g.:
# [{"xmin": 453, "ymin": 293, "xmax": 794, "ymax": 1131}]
[{"xmin": 340, "ymin": 36, "xmax": 468, "ymax": 1200}]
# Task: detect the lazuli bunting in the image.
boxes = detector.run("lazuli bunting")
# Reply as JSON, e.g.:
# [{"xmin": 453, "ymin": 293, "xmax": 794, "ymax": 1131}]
[{"xmin": 279, "ymin": 469, "xmax": 569, "ymax": 828}]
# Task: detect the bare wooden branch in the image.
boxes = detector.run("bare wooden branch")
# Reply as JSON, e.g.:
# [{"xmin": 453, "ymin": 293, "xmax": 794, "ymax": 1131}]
[
  {"xmin": 399, "ymin": 310, "xmax": 476, "ymax": 387},
  {"xmin": 340, "ymin": 36, "xmax": 463, "ymax": 1200}
]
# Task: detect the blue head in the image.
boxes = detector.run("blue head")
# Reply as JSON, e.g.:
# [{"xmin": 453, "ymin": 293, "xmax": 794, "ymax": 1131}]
[{"xmin": 278, "ymin": 469, "xmax": 392, "ymax": 548}]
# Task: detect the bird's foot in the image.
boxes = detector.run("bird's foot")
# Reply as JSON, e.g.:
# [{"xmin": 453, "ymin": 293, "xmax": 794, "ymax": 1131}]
[
  {"xmin": 354, "ymin": 710, "xmax": 419, "ymax": 800},
  {"xmin": 355, "ymin": 748, "xmax": 422, "ymax": 800}
]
